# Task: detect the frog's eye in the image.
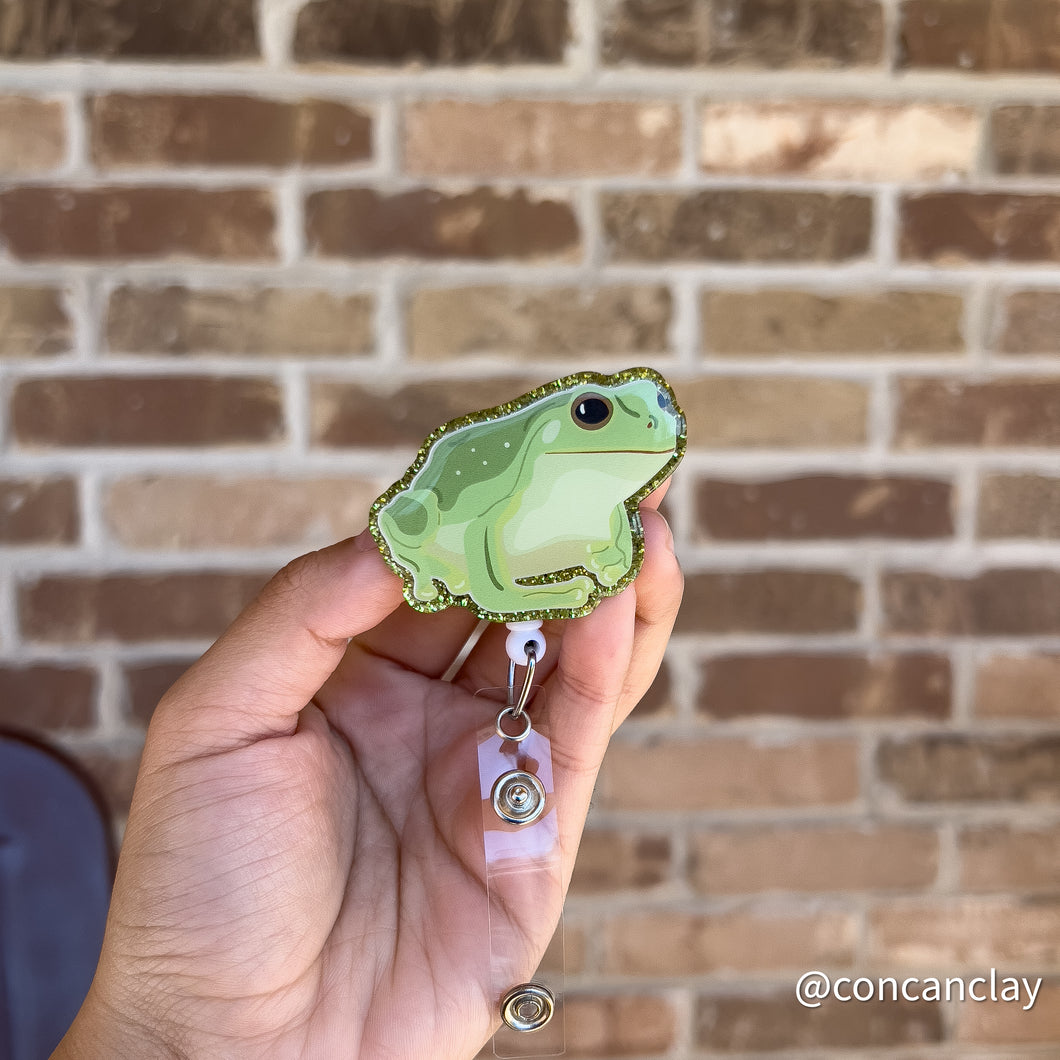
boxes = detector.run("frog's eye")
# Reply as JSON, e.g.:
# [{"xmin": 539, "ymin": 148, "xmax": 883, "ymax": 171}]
[{"xmin": 571, "ymin": 393, "xmax": 613, "ymax": 430}]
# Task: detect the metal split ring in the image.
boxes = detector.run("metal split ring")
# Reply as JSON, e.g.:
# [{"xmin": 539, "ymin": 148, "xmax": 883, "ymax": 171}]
[{"xmin": 495, "ymin": 705, "xmax": 533, "ymax": 742}]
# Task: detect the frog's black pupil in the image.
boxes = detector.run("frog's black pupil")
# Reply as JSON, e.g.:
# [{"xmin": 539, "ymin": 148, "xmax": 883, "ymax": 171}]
[{"xmin": 576, "ymin": 398, "xmax": 609, "ymax": 424}]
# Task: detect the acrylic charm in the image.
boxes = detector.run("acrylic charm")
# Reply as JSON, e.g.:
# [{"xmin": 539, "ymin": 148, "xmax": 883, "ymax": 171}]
[{"xmin": 369, "ymin": 368, "xmax": 686, "ymax": 623}]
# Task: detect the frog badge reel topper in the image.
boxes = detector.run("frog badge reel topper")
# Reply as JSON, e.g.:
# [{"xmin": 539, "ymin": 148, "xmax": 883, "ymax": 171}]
[{"xmin": 369, "ymin": 367, "xmax": 685, "ymax": 1056}]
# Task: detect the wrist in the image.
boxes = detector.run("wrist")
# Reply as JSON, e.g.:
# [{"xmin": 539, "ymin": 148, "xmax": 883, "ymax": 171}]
[{"xmin": 52, "ymin": 986, "xmax": 185, "ymax": 1060}]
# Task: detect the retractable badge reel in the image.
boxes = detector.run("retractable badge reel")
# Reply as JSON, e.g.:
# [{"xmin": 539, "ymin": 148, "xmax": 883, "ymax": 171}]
[{"xmin": 369, "ymin": 368, "xmax": 686, "ymax": 1056}]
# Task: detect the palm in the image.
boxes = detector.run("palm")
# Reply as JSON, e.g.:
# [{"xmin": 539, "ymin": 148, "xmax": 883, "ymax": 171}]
[{"xmin": 72, "ymin": 507, "xmax": 679, "ymax": 1060}]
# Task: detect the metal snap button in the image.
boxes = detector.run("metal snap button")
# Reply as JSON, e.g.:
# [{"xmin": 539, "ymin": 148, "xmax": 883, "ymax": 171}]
[
  {"xmin": 500, "ymin": 983, "xmax": 555, "ymax": 1032},
  {"xmin": 491, "ymin": 769, "xmax": 546, "ymax": 825}
]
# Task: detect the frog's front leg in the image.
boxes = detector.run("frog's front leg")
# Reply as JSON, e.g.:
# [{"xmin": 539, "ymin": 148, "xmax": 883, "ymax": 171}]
[
  {"xmin": 470, "ymin": 519, "xmax": 595, "ymax": 614},
  {"xmin": 585, "ymin": 504, "xmax": 635, "ymax": 587}
]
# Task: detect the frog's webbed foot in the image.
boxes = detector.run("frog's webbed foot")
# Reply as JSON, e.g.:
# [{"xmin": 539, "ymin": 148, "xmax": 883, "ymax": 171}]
[
  {"xmin": 409, "ymin": 568, "xmax": 440, "ymax": 603},
  {"xmin": 586, "ymin": 542, "xmax": 632, "ymax": 586}
]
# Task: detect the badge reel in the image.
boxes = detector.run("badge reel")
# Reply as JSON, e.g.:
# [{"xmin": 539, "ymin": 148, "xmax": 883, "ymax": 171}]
[{"xmin": 369, "ymin": 369, "xmax": 686, "ymax": 1056}]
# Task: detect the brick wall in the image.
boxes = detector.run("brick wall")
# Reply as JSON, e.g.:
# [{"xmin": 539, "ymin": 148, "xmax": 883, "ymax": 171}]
[{"xmin": 3, "ymin": 1, "xmax": 1060, "ymax": 1056}]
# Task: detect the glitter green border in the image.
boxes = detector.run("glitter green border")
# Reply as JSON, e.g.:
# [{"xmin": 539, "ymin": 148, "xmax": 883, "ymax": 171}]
[{"xmin": 368, "ymin": 366, "xmax": 687, "ymax": 624}]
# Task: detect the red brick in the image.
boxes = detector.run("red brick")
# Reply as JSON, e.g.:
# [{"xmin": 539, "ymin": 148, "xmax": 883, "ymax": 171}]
[
  {"xmin": 979, "ymin": 475, "xmax": 1060, "ymax": 538},
  {"xmin": 12, "ymin": 376, "xmax": 284, "ymax": 448},
  {"xmin": 90, "ymin": 94, "xmax": 372, "ymax": 168},
  {"xmin": 408, "ymin": 285, "xmax": 671, "ymax": 359},
  {"xmin": 569, "ymin": 831, "xmax": 671, "ymax": 895},
  {"xmin": 696, "ymin": 991, "xmax": 941, "ymax": 1051},
  {"xmin": 604, "ymin": 189, "xmax": 872, "ymax": 262},
  {"xmin": 701, "ymin": 289, "xmax": 965, "ymax": 356},
  {"xmin": 868, "ymin": 898, "xmax": 1060, "ymax": 966},
  {"xmin": 103, "ymin": 476, "xmax": 379, "ymax": 549},
  {"xmin": 977, "ymin": 654, "xmax": 1060, "ymax": 720},
  {"xmin": 878, "ymin": 734, "xmax": 1060, "ymax": 803},
  {"xmin": 310, "ymin": 377, "xmax": 537, "ymax": 448},
  {"xmin": 122, "ymin": 660, "xmax": 195, "ymax": 726},
  {"xmin": 293, "ymin": 0, "xmax": 569, "ymax": 65},
  {"xmin": 0, "ymin": 286, "xmax": 72, "ymax": 357},
  {"xmin": 597, "ymin": 736, "xmax": 859, "ymax": 811},
  {"xmin": 681, "ymin": 377, "xmax": 869, "ymax": 448},
  {"xmin": 698, "ymin": 653, "xmax": 950, "ymax": 720},
  {"xmin": 0, "ymin": 478, "xmax": 79, "ymax": 544},
  {"xmin": 306, "ymin": 187, "xmax": 578, "ymax": 260},
  {"xmin": 691, "ymin": 824, "xmax": 939, "ymax": 894},
  {"xmin": 405, "ymin": 101, "xmax": 680, "ymax": 176},
  {"xmin": 0, "ymin": 0, "xmax": 258, "ymax": 59},
  {"xmin": 897, "ymin": 378, "xmax": 1060, "ymax": 448},
  {"xmin": 900, "ymin": 0, "xmax": 1060, "ymax": 73},
  {"xmin": 883, "ymin": 569, "xmax": 1060, "ymax": 636},
  {"xmin": 106, "ymin": 286, "xmax": 373, "ymax": 358},
  {"xmin": 991, "ymin": 106, "xmax": 1060, "ymax": 175},
  {"xmin": 0, "ymin": 187, "xmax": 275, "ymax": 261},
  {"xmin": 960, "ymin": 825, "xmax": 1060, "ymax": 893},
  {"xmin": 677, "ymin": 570, "xmax": 861, "ymax": 634},
  {"xmin": 901, "ymin": 193, "xmax": 1060, "ymax": 263},
  {"xmin": 603, "ymin": 0, "xmax": 884, "ymax": 67},
  {"xmin": 0, "ymin": 665, "xmax": 96, "ymax": 731},
  {"xmin": 565, "ymin": 994, "xmax": 675, "ymax": 1056},
  {"xmin": 958, "ymin": 980, "xmax": 1060, "ymax": 1044},
  {"xmin": 605, "ymin": 908, "xmax": 856, "ymax": 975},
  {"xmin": 0, "ymin": 97, "xmax": 65, "ymax": 174},
  {"xmin": 19, "ymin": 571, "xmax": 269, "ymax": 643},
  {"xmin": 695, "ymin": 475, "xmax": 954, "ymax": 540},
  {"xmin": 630, "ymin": 663, "xmax": 673, "ymax": 718}
]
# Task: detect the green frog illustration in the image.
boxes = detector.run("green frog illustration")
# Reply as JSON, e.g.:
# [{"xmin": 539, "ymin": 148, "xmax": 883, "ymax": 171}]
[{"xmin": 369, "ymin": 368, "xmax": 685, "ymax": 621}]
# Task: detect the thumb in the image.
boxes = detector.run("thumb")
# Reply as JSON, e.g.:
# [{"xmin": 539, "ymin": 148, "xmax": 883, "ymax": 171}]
[{"xmin": 148, "ymin": 530, "xmax": 404, "ymax": 759}]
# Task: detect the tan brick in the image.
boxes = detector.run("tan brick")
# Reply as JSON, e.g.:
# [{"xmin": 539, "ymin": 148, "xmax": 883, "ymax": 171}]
[
  {"xmin": 565, "ymin": 994, "xmax": 675, "ymax": 1056},
  {"xmin": 993, "ymin": 290, "xmax": 1060, "ymax": 354},
  {"xmin": 122, "ymin": 659, "xmax": 194, "ymax": 726},
  {"xmin": 901, "ymin": 193, "xmax": 1060, "ymax": 264},
  {"xmin": 0, "ymin": 287, "xmax": 72, "ymax": 357},
  {"xmin": 306, "ymin": 187, "xmax": 578, "ymax": 260},
  {"xmin": 570, "ymin": 831, "xmax": 671, "ymax": 895},
  {"xmin": 0, "ymin": 478, "xmax": 79, "ymax": 544},
  {"xmin": 695, "ymin": 475, "xmax": 954, "ymax": 539},
  {"xmin": 19, "ymin": 572, "xmax": 269, "ymax": 643},
  {"xmin": 310, "ymin": 377, "xmax": 537, "ymax": 448},
  {"xmin": 701, "ymin": 289, "xmax": 965, "ymax": 356},
  {"xmin": 90, "ymin": 94, "xmax": 371, "ymax": 168},
  {"xmin": 106, "ymin": 286, "xmax": 373, "ymax": 358},
  {"xmin": 958, "ymin": 981, "xmax": 1060, "ymax": 1044},
  {"xmin": 604, "ymin": 189, "xmax": 872, "ymax": 262},
  {"xmin": 900, "ymin": 0, "xmax": 1060, "ymax": 73},
  {"xmin": 692, "ymin": 825, "xmax": 938, "ymax": 894},
  {"xmin": 0, "ymin": 0, "xmax": 258, "ymax": 59},
  {"xmin": 104, "ymin": 476, "xmax": 379, "ymax": 549},
  {"xmin": 696, "ymin": 991, "xmax": 942, "ymax": 1051},
  {"xmin": 604, "ymin": 908, "xmax": 856, "ymax": 975},
  {"xmin": 698, "ymin": 653, "xmax": 950, "ymax": 721},
  {"xmin": 0, "ymin": 187, "xmax": 275, "ymax": 261},
  {"xmin": 877, "ymin": 734, "xmax": 1060, "ymax": 803},
  {"xmin": 960, "ymin": 826, "xmax": 1060, "ymax": 893},
  {"xmin": 12, "ymin": 376, "xmax": 284, "ymax": 449},
  {"xmin": 678, "ymin": 570, "xmax": 861, "ymax": 634},
  {"xmin": 897, "ymin": 378, "xmax": 1060, "ymax": 447},
  {"xmin": 0, "ymin": 665, "xmax": 96, "ymax": 731},
  {"xmin": 883, "ymin": 569, "xmax": 1060, "ymax": 636},
  {"xmin": 977, "ymin": 654, "xmax": 1060, "ymax": 720},
  {"xmin": 406, "ymin": 100, "xmax": 679, "ymax": 176},
  {"xmin": 602, "ymin": 0, "xmax": 884, "ymax": 68},
  {"xmin": 597, "ymin": 737, "xmax": 859, "ymax": 811},
  {"xmin": 409, "ymin": 285, "xmax": 671, "ymax": 360},
  {"xmin": 293, "ymin": 0, "xmax": 569, "ymax": 65},
  {"xmin": 980, "ymin": 475, "xmax": 1060, "ymax": 538},
  {"xmin": 868, "ymin": 899, "xmax": 1060, "ymax": 967},
  {"xmin": 700, "ymin": 102, "xmax": 977, "ymax": 179},
  {"xmin": 0, "ymin": 97, "xmax": 65, "ymax": 174},
  {"xmin": 681, "ymin": 377, "xmax": 868, "ymax": 448}
]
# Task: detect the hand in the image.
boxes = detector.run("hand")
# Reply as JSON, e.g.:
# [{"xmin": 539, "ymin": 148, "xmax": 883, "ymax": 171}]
[{"xmin": 55, "ymin": 496, "xmax": 682, "ymax": 1060}]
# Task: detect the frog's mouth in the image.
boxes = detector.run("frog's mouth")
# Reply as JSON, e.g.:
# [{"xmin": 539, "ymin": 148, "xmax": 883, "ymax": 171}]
[{"xmin": 547, "ymin": 447, "xmax": 677, "ymax": 456}]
